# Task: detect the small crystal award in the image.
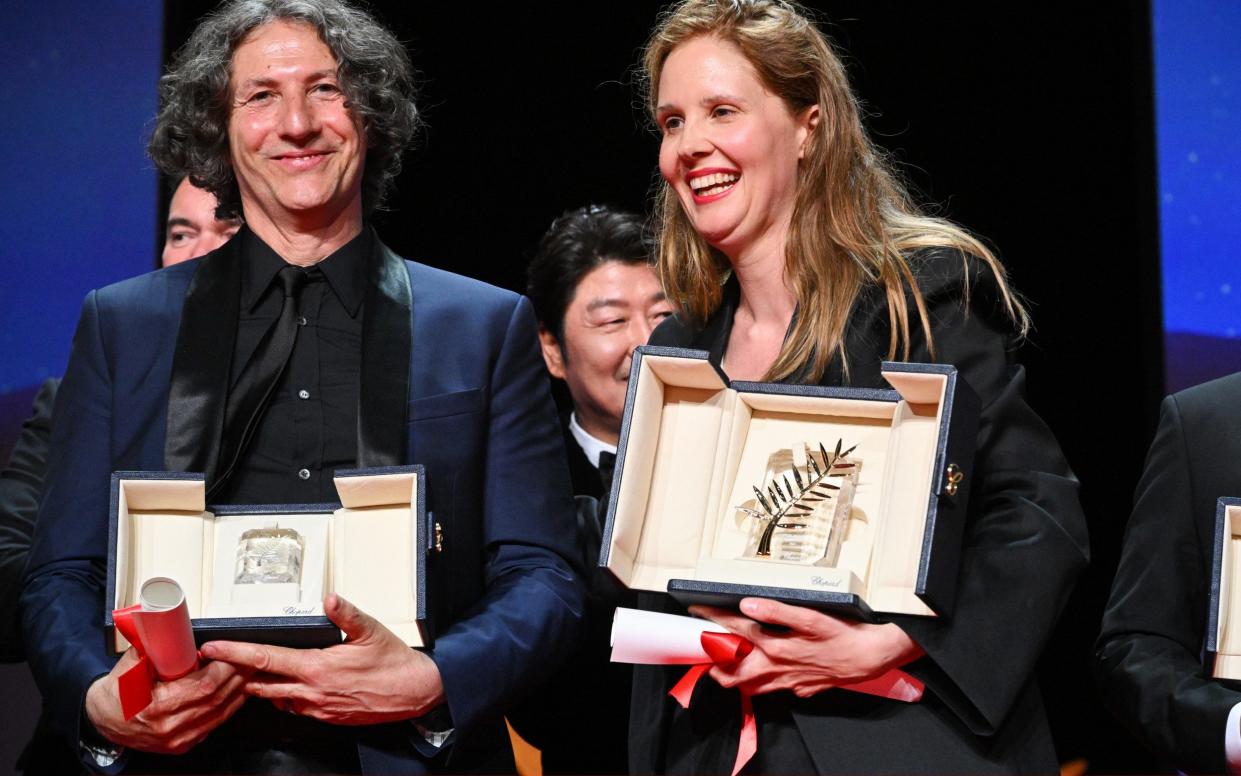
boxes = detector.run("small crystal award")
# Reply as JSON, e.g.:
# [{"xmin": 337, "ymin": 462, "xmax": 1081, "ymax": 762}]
[
  {"xmin": 736, "ymin": 439, "xmax": 861, "ymax": 567},
  {"xmin": 235, "ymin": 526, "xmax": 305, "ymax": 586}
]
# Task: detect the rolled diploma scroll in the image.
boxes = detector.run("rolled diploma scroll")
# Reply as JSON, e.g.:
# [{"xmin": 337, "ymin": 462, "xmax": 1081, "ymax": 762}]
[
  {"xmin": 610, "ymin": 607, "xmax": 923, "ymax": 702},
  {"xmin": 113, "ymin": 577, "xmax": 199, "ymax": 719},
  {"xmin": 133, "ymin": 578, "xmax": 198, "ymax": 679},
  {"xmin": 611, "ymin": 607, "xmax": 730, "ymax": 664}
]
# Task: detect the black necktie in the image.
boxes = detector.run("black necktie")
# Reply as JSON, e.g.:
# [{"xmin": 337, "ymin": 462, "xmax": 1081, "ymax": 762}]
[{"xmin": 209, "ymin": 266, "xmax": 307, "ymax": 500}]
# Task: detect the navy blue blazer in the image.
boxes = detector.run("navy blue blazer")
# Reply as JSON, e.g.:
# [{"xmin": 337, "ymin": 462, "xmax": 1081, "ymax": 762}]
[{"xmin": 21, "ymin": 234, "xmax": 584, "ymax": 773}]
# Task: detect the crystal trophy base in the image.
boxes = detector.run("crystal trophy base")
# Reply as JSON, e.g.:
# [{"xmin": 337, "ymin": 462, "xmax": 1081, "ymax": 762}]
[{"xmin": 231, "ymin": 526, "xmax": 304, "ymax": 605}]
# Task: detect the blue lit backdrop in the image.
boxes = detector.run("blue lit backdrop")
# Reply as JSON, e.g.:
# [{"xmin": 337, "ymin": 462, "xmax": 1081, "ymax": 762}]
[
  {"xmin": 0, "ymin": 2, "xmax": 162, "ymax": 454},
  {"xmin": 1155, "ymin": 0, "xmax": 1241, "ymax": 391}
]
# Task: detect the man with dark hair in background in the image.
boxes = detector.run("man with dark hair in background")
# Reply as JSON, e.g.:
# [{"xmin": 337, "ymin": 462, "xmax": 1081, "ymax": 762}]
[
  {"xmin": 514, "ymin": 204, "xmax": 671, "ymax": 773},
  {"xmin": 526, "ymin": 204, "xmax": 673, "ymax": 500},
  {"xmin": 163, "ymin": 177, "xmax": 242, "ymax": 266},
  {"xmin": 20, "ymin": 0, "xmax": 581, "ymax": 772}
]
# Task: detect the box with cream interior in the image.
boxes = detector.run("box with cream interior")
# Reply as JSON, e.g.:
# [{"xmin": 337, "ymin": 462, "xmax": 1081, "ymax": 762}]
[
  {"xmin": 105, "ymin": 465, "xmax": 431, "ymax": 653},
  {"xmin": 599, "ymin": 346, "xmax": 980, "ymax": 621},
  {"xmin": 1206, "ymin": 497, "xmax": 1241, "ymax": 679}
]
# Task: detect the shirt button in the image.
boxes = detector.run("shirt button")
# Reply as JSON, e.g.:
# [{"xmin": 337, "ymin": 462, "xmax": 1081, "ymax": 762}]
[
  {"xmin": 297, "ymin": 468, "xmax": 311, "ymax": 481},
  {"xmin": 298, "ymin": 389, "xmax": 310, "ymax": 400},
  {"xmin": 296, "ymin": 316, "xmax": 308, "ymax": 326}
]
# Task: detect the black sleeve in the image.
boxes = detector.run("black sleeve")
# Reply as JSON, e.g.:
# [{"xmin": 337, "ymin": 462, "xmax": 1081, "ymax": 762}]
[
  {"xmin": 1094, "ymin": 393, "xmax": 1240, "ymax": 773},
  {"xmin": 892, "ymin": 254, "xmax": 1090, "ymax": 736},
  {"xmin": 0, "ymin": 377, "xmax": 59, "ymax": 662}
]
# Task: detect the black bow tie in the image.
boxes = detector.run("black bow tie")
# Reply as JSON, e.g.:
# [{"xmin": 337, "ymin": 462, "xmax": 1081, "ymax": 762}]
[{"xmin": 597, "ymin": 450, "xmax": 617, "ymax": 493}]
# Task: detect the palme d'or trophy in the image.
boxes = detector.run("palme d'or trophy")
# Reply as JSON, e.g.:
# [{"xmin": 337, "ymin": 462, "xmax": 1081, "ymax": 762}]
[{"xmin": 736, "ymin": 439, "xmax": 860, "ymax": 566}]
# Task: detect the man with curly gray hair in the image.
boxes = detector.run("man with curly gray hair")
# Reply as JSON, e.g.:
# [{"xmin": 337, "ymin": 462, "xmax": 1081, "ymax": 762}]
[{"xmin": 21, "ymin": 1, "xmax": 584, "ymax": 772}]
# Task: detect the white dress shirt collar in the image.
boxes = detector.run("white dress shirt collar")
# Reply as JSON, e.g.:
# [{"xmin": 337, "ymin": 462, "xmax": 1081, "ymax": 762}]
[{"xmin": 568, "ymin": 412, "xmax": 617, "ymax": 469}]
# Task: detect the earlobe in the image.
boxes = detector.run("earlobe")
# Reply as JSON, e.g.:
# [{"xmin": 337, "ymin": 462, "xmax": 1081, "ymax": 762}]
[
  {"xmin": 797, "ymin": 105, "xmax": 821, "ymax": 159},
  {"xmin": 538, "ymin": 328, "xmax": 566, "ymax": 380}
]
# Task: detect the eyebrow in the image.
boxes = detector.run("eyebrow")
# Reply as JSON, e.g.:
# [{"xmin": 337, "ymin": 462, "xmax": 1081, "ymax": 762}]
[
  {"xmin": 585, "ymin": 297, "xmax": 631, "ymax": 313},
  {"xmin": 585, "ymin": 291, "xmax": 668, "ymax": 313},
  {"xmin": 235, "ymin": 69, "xmax": 338, "ymax": 93},
  {"xmin": 656, "ymin": 93, "xmax": 749, "ymax": 115},
  {"xmin": 166, "ymin": 217, "xmax": 198, "ymax": 232}
]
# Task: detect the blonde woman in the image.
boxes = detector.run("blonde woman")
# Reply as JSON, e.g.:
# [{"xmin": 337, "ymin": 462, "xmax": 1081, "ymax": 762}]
[{"xmin": 632, "ymin": 0, "xmax": 1089, "ymax": 771}]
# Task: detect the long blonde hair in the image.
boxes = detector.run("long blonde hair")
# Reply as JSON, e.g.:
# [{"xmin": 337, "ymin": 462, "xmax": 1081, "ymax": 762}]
[{"xmin": 642, "ymin": 0, "xmax": 1029, "ymax": 381}]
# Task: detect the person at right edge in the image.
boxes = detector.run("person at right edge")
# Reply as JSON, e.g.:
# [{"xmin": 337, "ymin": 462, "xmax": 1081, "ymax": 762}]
[
  {"xmin": 1095, "ymin": 371, "xmax": 1241, "ymax": 773},
  {"xmin": 629, "ymin": 0, "xmax": 1089, "ymax": 772}
]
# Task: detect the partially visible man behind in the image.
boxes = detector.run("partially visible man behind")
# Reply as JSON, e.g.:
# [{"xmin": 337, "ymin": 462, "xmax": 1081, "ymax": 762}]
[
  {"xmin": 163, "ymin": 177, "xmax": 242, "ymax": 266},
  {"xmin": 1095, "ymin": 372, "xmax": 1241, "ymax": 772},
  {"xmin": 514, "ymin": 205, "xmax": 670, "ymax": 774},
  {"xmin": 526, "ymin": 205, "xmax": 672, "ymax": 500},
  {"xmin": 21, "ymin": 1, "xmax": 581, "ymax": 772}
]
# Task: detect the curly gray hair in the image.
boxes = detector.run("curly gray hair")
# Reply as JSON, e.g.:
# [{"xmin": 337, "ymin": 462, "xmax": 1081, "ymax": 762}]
[{"xmin": 147, "ymin": 0, "xmax": 419, "ymax": 219}]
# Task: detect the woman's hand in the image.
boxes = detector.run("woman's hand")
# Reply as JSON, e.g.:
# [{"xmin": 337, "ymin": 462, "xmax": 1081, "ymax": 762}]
[{"xmin": 690, "ymin": 597, "xmax": 924, "ymax": 698}]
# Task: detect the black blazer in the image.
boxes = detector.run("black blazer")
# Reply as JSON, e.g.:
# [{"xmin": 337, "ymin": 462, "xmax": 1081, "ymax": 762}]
[
  {"xmin": 629, "ymin": 249, "xmax": 1090, "ymax": 773},
  {"xmin": 1095, "ymin": 372, "xmax": 1241, "ymax": 773},
  {"xmin": 0, "ymin": 378, "xmax": 57, "ymax": 662}
]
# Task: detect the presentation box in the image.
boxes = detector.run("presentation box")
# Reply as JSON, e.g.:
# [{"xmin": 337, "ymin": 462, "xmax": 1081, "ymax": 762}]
[
  {"xmin": 600, "ymin": 346, "xmax": 979, "ymax": 621},
  {"xmin": 106, "ymin": 465, "xmax": 431, "ymax": 653},
  {"xmin": 1207, "ymin": 497, "xmax": 1241, "ymax": 679}
]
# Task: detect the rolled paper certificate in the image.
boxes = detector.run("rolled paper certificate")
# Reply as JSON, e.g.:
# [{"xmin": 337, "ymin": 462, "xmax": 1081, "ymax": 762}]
[
  {"xmin": 610, "ymin": 607, "xmax": 924, "ymax": 703},
  {"xmin": 113, "ymin": 577, "xmax": 199, "ymax": 719},
  {"xmin": 610, "ymin": 607, "xmax": 730, "ymax": 664},
  {"xmin": 133, "ymin": 578, "xmax": 199, "ymax": 680}
]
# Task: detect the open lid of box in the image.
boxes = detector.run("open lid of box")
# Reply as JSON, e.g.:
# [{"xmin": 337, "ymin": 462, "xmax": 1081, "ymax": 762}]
[
  {"xmin": 1206, "ymin": 497, "xmax": 1241, "ymax": 678},
  {"xmin": 106, "ymin": 465, "xmax": 428, "ymax": 649},
  {"xmin": 599, "ymin": 346, "xmax": 978, "ymax": 618}
]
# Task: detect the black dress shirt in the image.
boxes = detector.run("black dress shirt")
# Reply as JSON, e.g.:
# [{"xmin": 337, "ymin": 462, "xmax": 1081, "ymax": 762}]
[
  {"xmin": 196, "ymin": 227, "xmax": 370, "ymax": 773},
  {"xmin": 214, "ymin": 227, "xmax": 368, "ymax": 506}
]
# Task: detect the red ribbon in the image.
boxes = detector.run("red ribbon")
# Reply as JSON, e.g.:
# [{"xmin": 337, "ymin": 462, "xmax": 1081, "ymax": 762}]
[
  {"xmin": 111, "ymin": 605, "xmax": 199, "ymax": 720},
  {"xmin": 112, "ymin": 604, "xmax": 156, "ymax": 720},
  {"xmin": 668, "ymin": 631, "xmax": 927, "ymax": 776},
  {"xmin": 669, "ymin": 631, "xmax": 756, "ymax": 776}
]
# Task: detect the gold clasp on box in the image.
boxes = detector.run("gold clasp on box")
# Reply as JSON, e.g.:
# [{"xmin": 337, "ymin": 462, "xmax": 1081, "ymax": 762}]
[
  {"xmin": 434, "ymin": 521, "xmax": 444, "ymax": 553},
  {"xmin": 944, "ymin": 463, "xmax": 964, "ymax": 497}
]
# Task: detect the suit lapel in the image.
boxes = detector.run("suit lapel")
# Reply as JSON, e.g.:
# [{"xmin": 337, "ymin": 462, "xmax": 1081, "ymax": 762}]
[
  {"xmin": 357, "ymin": 238, "xmax": 411, "ymax": 467},
  {"xmin": 164, "ymin": 240, "xmax": 241, "ymax": 483}
]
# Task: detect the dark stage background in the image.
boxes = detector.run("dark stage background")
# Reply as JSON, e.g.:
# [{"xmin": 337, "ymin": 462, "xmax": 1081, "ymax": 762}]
[{"xmin": 0, "ymin": 1, "xmax": 1186, "ymax": 772}]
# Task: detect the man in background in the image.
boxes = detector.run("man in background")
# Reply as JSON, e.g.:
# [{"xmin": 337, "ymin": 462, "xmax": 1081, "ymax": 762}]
[
  {"xmin": 526, "ymin": 205, "xmax": 672, "ymax": 500},
  {"xmin": 163, "ymin": 177, "xmax": 242, "ymax": 266},
  {"xmin": 515, "ymin": 204, "xmax": 671, "ymax": 773}
]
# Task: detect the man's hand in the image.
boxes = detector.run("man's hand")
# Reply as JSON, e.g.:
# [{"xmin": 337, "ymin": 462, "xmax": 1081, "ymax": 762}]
[
  {"xmin": 691, "ymin": 597, "xmax": 924, "ymax": 698},
  {"xmin": 200, "ymin": 594, "xmax": 444, "ymax": 725},
  {"xmin": 84, "ymin": 648, "xmax": 250, "ymax": 754}
]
